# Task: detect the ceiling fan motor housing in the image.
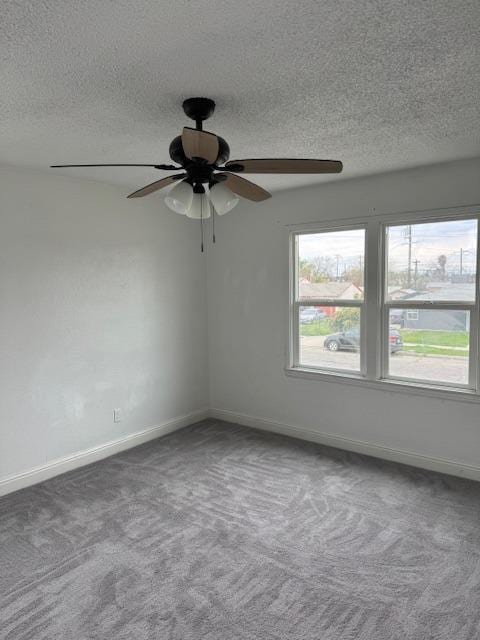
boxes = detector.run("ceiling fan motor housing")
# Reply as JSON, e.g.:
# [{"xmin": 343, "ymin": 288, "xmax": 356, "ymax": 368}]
[{"xmin": 168, "ymin": 135, "xmax": 230, "ymax": 169}]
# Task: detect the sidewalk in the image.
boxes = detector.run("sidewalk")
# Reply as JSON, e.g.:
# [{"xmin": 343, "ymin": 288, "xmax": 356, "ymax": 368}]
[{"xmin": 403, "ymin": 342, "xmax": 468, "ymax": 352}]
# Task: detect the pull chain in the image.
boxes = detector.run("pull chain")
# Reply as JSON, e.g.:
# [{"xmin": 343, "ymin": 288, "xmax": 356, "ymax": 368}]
[
  {"xmin": 200, "ymin": 196, "xmax": 204, "ymax": 253},
  {"xmin": 212, "ymin": 204, "xmax": 216, "ymax": 244}
]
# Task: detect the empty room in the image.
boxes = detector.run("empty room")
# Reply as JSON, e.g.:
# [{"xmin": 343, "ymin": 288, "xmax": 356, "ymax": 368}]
[{"xmin": 1, "ymin": 2, "xmax": 479, "ymax": 639}]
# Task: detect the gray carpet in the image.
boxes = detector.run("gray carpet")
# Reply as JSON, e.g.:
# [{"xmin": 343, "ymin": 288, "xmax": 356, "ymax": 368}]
[{"xmin": 1, "ymin": 419, "xmax": 479, "ymax": 640}]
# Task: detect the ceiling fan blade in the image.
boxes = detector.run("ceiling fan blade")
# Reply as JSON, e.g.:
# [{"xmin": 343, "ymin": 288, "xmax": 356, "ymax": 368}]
[
  {"xmin": 51, "ymin": 163, "xmax": 178, "ymax": 169},
  {"xmin": 217, "ymin": 172, "xmax": 271, "ymax": 202},
  {"xmin": 182, "ymin": 127, "xmax": 219, "ymax": 164},
  {"xmin": 127, "ymin": 174, "xmax": 186, "ymax": 199},
  {"xmin": 225, "ymin": 159, "xmax": 343, "ymax": 174}
]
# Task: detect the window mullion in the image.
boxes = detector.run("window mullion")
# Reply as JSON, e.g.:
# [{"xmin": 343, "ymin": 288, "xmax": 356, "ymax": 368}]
[{"xmin": 365, "ymin": 219, "xmax": 381, "ymax": 381}]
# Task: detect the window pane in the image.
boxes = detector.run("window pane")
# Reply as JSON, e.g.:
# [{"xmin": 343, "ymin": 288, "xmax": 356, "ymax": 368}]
[
  {"xmin": 386, "ymin": 218, "xmax": 477, "ymax": 302},
  {"xmin": 388, "ymin": 308, "xmax": 470, "ymax": 385},
  {"xmin": 299, "ymin": 306, "xmax": 361, "ymax": 371},
  {"xmin": 298, "ymin": 229, "xmax": 365, "ymax": 300}
]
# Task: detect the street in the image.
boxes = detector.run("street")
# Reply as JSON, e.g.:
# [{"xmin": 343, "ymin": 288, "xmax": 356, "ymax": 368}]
[{"xmin": 300, "ymin": 336, "xmax": 469, "ymax": 385}]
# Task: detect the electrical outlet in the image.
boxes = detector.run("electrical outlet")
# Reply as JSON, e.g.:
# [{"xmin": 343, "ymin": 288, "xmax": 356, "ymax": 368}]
[{"xmin": 113, "ymin": 408, "xmax": 122, "ymax": 423}]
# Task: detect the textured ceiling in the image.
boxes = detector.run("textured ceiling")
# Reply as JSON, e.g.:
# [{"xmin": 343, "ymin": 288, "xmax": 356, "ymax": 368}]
[{"xmin": 1, "ymin": 0, "xmax": 479, "ymax": 193}]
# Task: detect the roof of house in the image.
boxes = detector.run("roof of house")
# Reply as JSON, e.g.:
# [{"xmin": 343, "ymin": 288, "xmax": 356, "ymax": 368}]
[
  {"xmin": 405, "ymin": 282, "xmax": 475, "ymax": 301},
  {"xmin": 299, "ymin": 281, "xmax": 361, "ymax": 299}
]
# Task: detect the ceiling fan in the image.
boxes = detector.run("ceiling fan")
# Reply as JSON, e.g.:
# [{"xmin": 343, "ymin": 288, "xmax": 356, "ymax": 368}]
[{"xmin": 52, "ymin": 97, "xmax": 342, "ymax": 242}]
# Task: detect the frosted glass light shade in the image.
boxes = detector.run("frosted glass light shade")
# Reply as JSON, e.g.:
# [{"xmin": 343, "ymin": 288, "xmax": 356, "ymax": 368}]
[
  {"xmin": 209, "ymin": 182, "xmax": 239, "ymax": 215},
  {"xmin": 187, "ymin": 193, "xmax": 211, "ymax": 219},
  {"xmin": 164, "ymin": 180, "xmax": 193, "ymax": 214}
]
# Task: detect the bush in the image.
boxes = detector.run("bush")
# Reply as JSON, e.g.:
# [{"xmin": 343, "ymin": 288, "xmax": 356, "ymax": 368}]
[{"xmin": 331, "ymin": 308, "xmax": 360, "ymax": 331}]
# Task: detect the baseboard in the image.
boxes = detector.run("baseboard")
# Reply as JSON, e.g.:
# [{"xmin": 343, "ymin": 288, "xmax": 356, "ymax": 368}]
[
  {"xmin": 3, "ymin": 406, "xmax": 478, "ymax": 497},
  {"xmin": 0, "ymin": 408, "xmax": 209, "ymax": 497},
  {"xmin": 210, "ymin": 408, "xmax": 480, "ymax": 482}
]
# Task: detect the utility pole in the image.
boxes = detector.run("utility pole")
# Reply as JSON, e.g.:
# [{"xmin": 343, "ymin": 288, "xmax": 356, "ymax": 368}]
[
  {"xmin": 413, "ymin": 259, "xmax": 420, "ymax": 289},
  {"xmin": 406, "ymin": 225, "xmax": 412, "ymax": 287},
  {"xmin": 335, "ymin": 255, "xmax": 341, "ymax": 280},
  {"xmin": 460, "ymin": 248, "xmax": 463, "ymax": 276}
]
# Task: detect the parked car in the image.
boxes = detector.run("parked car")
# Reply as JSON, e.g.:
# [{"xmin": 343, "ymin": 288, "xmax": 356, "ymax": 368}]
[
  {"xmin": 390, "ymin": 310, "xmax": 405, "ymax": 327},
  {"xmin": 324, "ymin": 327, "xmax": 403, "ymax": 353},
  {"xmin": 388, "ymin": 328, "xmax": 403, "ymax": 353},
  {"xmin": 300, "ymin": 308, "xmax": 326, "ymax": 324}
]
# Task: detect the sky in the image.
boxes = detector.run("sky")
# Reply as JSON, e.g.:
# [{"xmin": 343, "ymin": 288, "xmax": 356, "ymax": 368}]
[
  {"xmin": 298, "ymin": 219, "xmax": 477, "ymax": 275},
  {"xmin": 386, "ymin": 219, "xmax": 477, "ymax": 274},
  {"xmin": 298, "ymin": 229, "xmax": 365, "ymax": 267}
]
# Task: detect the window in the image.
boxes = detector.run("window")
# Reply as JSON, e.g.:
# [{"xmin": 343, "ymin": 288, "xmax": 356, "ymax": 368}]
[
  {"xmin": 384, "ymin": 218, "xmax": 477, "ymax": 388},
  {"xmin": 293, "ymin": 228, "xmax": 365, "ymax": 373},
  {"xmin": 290, "ymin": 211, "xmax": 480, "ymax": 396},
  {"xmin": 387, "ymin": 308, "xmax": 470, "ymax": 385},
  {"xmin": 299, "ymin": 305, "xmax": 362, "ymax": 372}
]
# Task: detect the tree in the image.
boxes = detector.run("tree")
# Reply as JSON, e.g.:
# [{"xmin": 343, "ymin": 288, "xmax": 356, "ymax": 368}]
[
  {"xmin": 299, "ymin": 259, "xmax": 316, "ymax": 282},
  {"xmin": 438, "ymin": 255, "xmax": 447, "ymax": 279},
  {"xmin": 331, "ymin": 307, "xmax": 360, "ymax": 331},
  {"xmin": 388, "ymin": 269, "xmax": 428, "ymax": 290},
  {"xmin": 298, "ymin": 258, "xmax": 329, "ymax": 283},
  {"xmin": 342, "ymin": 267, "xmax": 363, "ymax": 288}
]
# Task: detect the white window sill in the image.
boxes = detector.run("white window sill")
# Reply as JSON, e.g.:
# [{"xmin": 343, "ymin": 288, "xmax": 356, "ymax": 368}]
[{"xmin": 285, "ymin": 367, "xmax": 480, "ymax": 404}]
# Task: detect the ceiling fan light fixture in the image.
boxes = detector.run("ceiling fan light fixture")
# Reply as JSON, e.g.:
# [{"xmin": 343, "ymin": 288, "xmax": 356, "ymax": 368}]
[
  {"xmin": 209, "ymin": 181, "xmax": 239, "ymax": 215},
  {"xmin": 187, "ymin": 193, "xmax": 211, "ymax": 219},
  {"xmin": 164, "ymin": 179, "xmax": 193, "ymax": 214}
]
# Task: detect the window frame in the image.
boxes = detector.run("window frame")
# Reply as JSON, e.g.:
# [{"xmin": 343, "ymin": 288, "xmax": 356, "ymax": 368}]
[
  {"xmin": 291, "ymin": 223, "xmax": 367, "ymax": 377},
  {"xmin": 287, "ymin": 206, "xmax": 480, "ymax": 400}
]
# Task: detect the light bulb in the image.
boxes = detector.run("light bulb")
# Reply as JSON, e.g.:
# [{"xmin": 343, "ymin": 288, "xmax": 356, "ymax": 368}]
[
  {"xmin": 209, "ymin": 181, "xmax": 239, "ymax": 215},
  {"xmin": 164, "ymin": 180, "xmax": 193, "ymax": 214},
  {"xmin": 187, "ymin": 193, "xmax": 211, "ymax": 219}
]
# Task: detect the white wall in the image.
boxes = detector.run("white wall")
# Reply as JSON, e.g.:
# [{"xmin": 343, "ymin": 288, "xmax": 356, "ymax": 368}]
[
  {"xmin": 207, "ymin": 158, "xmax": 480, "ymax": 470},
  {"xmin": 0, "ymin": 167, "xmax": 208, "ymax": 484},
  {"xmin": 2, "ymin": 158, "xmax": 479, "ymax": 491}
]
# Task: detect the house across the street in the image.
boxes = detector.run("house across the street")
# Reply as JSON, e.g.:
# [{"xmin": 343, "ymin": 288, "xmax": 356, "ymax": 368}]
[
  {"xmin": 299, "ymin": 281, "xmax": 362, "ymax": 316},
  {"xmin": 398, "ymin": 308, "xmax": 469, "ymax": 331},
  {"xmin": 391, "ymin": 282, "xmax": 474, "ymax": 330}
]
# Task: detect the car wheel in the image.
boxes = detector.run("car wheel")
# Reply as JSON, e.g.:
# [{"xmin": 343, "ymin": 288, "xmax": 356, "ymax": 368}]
[{"xmin": 327, "ymin": 340, "xmax": 339, "ymax": 352}]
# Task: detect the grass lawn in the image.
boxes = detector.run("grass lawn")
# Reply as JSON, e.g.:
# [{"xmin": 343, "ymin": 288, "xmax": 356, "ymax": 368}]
[
  {"xmin": 400, "ymin": 329, "xmax": 469, "ymax": 348},
  {"xmin": 300, "ymin": 320, "xmax": 333, "ymax": 336}
]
